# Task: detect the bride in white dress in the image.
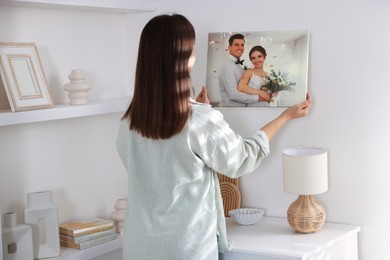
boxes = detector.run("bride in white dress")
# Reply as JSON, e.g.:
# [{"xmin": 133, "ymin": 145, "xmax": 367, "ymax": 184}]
[{"xmin": 237, "ymin": 45, "xmax": 271, "ymax": 107}]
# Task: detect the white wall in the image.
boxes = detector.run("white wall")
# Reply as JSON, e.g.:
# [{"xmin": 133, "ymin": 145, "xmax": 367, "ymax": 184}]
[
  {"xmin": 152, "ymin": 0, "xmax": 390, "ymax": 259},
  {"xmin": 1, "ymin": 0, "xmax": 389, "ymax": 259}
]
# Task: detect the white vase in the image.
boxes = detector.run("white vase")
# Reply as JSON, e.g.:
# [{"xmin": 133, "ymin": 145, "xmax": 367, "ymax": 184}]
[
  {"xmin": 2, "ymin": 212, "xmax": 34, "ymax": 260},
  {"xmin": 109, "ymin": 198, "xmax": 127, "ymax": 234},
  {"xmin": 63, "ymin": 69, "xmax": 92, "ymax": 105},
  {"xmin": 24, "ymin": 191, "xmax": 60, "ymax": 259}
]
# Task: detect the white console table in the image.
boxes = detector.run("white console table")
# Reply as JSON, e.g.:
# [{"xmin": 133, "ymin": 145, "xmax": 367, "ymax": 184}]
[
  {"xmin": 220, "ymin": 216, "xmax": 360, "ymax": 260},
  {"xmin": 47, "ymin": 217, "xmax": 359, "ymax": 260}
]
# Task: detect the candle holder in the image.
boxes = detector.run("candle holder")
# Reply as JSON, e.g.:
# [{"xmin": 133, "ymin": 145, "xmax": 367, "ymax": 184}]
[{"xmin": 63, "ymin": 69, "xmax": 92, "ymax": 105}]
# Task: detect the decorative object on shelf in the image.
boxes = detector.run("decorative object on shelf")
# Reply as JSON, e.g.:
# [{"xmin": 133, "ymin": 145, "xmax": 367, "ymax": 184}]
[
  {"xmin": 59, "ymin": 218, "xmax": 114, "ymax": 238},
  {"xmin": 218, "ymin": 173, "xmax": 241, "ymax": 217},
  {"xmin": 60, "ymin": 227, "xmax": 115, "ymax": 248},
  {"xmin": 63, "ymin": 69, "xmax": 92, "ymax": 105},
  {"xmin": 2, "ymin": 211, "xmax": 34, "ymax": 260},
  {"xmin": 59, "ymin": 218, "xmax": 115, "ymax": 250},
  {"xmin": 282, "ymin": 147, "xmax": 328, "ymax": 233},
  {"xmin": 0, "ymin": 42, "xmax": 54, "ymax": 112},
  {"xmin": 24, "ymin": 191, "xmax": 60, "ymax": 258},
  {"xmin": 60, "ymin": 232, "xmax": 116, "ymax": 250},
  {"xmin": 229, "ymin": 208, "xmax": 264, "ymax": 226},
  {"xmin": 110, "ymin": 198, "xmax": 127, "ymax": 234}
]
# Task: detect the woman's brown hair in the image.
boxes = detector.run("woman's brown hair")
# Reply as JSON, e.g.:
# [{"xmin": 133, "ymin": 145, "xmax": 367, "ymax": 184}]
[{"xmin": 121, "ymin": 14, "xmax": 195, "ymax": 139}]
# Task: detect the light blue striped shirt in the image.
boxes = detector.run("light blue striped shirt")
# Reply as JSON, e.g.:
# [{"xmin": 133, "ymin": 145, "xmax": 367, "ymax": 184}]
[{"xmin": 116, "ymin": 101, "xmax": 270, "ymax": 260}]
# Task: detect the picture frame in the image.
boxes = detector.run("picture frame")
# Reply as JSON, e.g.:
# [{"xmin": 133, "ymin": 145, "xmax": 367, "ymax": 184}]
[
  {"xmin": 206, "ymin": 30, "xmax": 309, "ymax": 107},
  {"xmin": 0, "ymin": 42, "xmax": 54, "ymax": 112}
]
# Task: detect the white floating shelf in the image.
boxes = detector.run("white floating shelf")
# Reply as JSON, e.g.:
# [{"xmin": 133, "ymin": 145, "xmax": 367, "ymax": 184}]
[
  {"xmin": 0, "ymin": 0, "xmax": 156, "ymax": 13},
  {"xmin": 0, "ymin": 97, "xmax": 130, "ymax": 126}
]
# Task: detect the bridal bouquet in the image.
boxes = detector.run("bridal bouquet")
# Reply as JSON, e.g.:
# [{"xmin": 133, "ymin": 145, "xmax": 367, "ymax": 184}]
[{"xmin": 261, "ymin": 69, "xmax": 295, "ymax": 100}]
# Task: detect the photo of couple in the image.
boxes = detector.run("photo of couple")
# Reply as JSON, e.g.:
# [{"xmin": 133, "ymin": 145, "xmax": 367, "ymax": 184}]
[{"xmin": 206, "ymin": 30, "xmax": 309, "ymax": 107}]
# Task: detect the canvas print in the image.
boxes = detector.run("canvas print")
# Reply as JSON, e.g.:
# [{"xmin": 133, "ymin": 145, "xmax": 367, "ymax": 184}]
[{"xmin": 206, "ymin": 30, "xmax": 309, "ymax": 107}]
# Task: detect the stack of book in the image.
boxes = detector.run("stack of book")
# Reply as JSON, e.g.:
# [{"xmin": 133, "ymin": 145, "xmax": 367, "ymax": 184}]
[{"xmin": 59, "ymin": 218, "xmax": 116, "ymax": 250}]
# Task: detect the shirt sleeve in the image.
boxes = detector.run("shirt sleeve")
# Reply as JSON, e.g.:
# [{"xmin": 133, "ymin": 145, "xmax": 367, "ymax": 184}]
[
  {"xmin": 219, "ymin": 63, "xmax": 259, "ymax": 104},
  {"xmin": 189, "ymin": 106, "xmax": 270, "ymax": 178}
]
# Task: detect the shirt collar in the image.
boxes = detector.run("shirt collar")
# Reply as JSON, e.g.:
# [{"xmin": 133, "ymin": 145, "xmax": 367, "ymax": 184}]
[
  {"xmin": 189, "ymin": 97, "xmax": 212, "ymax": 107},
  {"xmin": 229, "ymin": 54, "xmax": 241, "ymax": 62}
]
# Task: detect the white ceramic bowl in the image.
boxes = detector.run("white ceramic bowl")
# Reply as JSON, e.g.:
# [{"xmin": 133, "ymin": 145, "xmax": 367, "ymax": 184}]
[{"xmin": 229, "ymin": 208, "xmax": 265, "ymax": 225}]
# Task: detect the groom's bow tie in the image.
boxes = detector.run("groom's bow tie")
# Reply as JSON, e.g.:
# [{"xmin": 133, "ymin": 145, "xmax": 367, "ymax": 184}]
[{"xmin": 235, "ymin": 59, "xmax": 244, "ymax": 65}]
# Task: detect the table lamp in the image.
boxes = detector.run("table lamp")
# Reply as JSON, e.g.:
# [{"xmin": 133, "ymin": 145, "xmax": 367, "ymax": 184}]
[{"xmin": 282, "ymin": 147, "xmax": 328, "ymax": 233}]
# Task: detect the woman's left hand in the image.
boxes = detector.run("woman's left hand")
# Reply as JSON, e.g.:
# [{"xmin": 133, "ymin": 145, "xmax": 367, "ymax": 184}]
[{"xmin": 196, "ymin": 86, "xmax": 210, "ymax": 104}]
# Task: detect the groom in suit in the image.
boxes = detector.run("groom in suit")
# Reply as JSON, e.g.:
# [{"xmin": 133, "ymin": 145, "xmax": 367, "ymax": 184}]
[{"xmin": 218, "ymin": 33, "xmax": 267, "ymax": 106}]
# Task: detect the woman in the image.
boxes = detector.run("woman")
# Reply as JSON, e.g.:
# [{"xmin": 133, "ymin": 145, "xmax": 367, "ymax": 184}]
[
  {"xmin": 237, "ymin": 45, "xmax": 271, "ymax": 106},
  {"xmin": 116, "ymin": 14, "xmax": 311, "ymax": 260}
]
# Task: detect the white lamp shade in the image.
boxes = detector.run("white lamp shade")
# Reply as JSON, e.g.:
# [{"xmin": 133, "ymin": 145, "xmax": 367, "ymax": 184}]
[{"xmin": 283, "ymin": 147, "xmax": 328, "ymax": 195}]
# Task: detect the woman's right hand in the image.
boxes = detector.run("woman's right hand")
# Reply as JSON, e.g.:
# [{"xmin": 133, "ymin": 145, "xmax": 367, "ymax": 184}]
[
  {"xmin": 196, "ymin": 86, "xmax": 210, "ymax": 104},
  {"xmin": 281, "ymin": 91, "xmax": 312, "ymax": 121},
  {"xmin": 260, "ymin": 91, "xmax": 312, "ymax": 141}
]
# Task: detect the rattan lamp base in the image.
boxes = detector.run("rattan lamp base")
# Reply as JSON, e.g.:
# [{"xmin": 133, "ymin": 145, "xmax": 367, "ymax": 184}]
[{"xmin": 287, "ymin": 195, "xmax": 326, "ymax": 233}]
